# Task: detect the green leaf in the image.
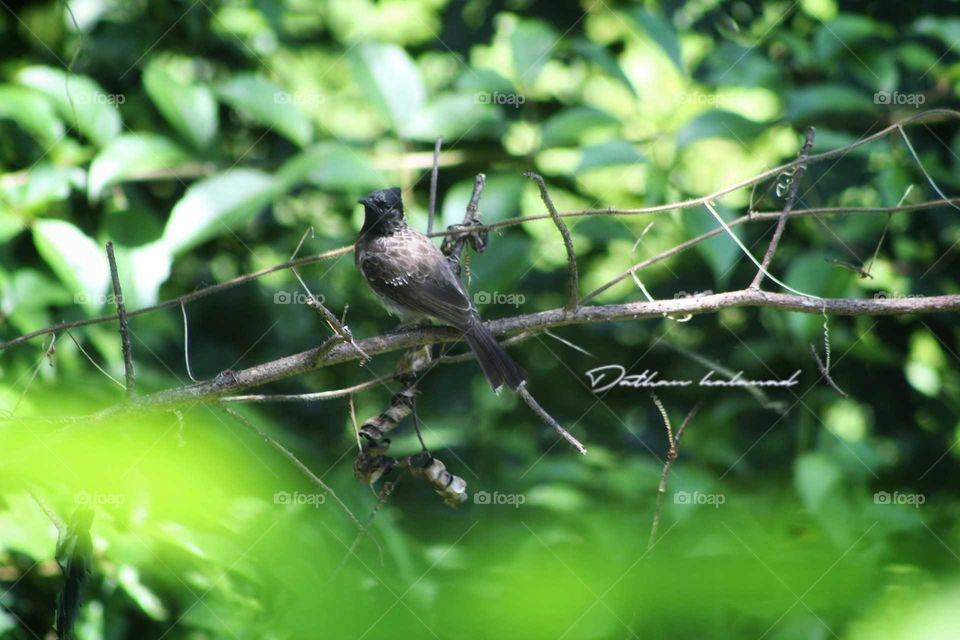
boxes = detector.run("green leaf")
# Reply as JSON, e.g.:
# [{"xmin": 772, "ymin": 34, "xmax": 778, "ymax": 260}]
[
  {"xmin": 88, "ymin": 134, "xmax": 191, "ymax": 201},
  {"xmin": 511, "ymin": 19, "xmax": 558, "ymax": 86},
  {"xmin": 32, "ymin": 220, "xmax": 110, "ymax": 309},
  {"xmin": 683, "ymin": 206, "xmax": 738, "ymax": 285},
  {"xmin": 814, "ymin": 14, "xmax": 884, "ymax": 62},
  {"xmin": 676, "ymin": 110, "xmax": 768, "ymax": 148},
  {"xmin": 110, "ymin": 241, "xmax": 172, "ymax": 308},
  {"xmin": 161, "ymin": 169, "xmax": 276, "ymax": 255},
  {"xmin": 17, "ymin": 66, "xmax": 122, "ymax": 146},
  {"xmin": 572, "ymin": 40, "xmax": 637, "ymax": 97},
  {"xmin": 349, "ymin": 43, "xmax": 426, "ymax": 138},
  {"xmin": 405, "ymin": 94, "xmax": 504, "ymax": 142},
  {"xmin": 276, "ymin": 143, "xmax": 384, "ymax": 192},
  {"xmin": 577, "ymin": 141, "xmax": 644, "ymax": 172},
  {"xmin": 2, "ymin": 164, "xmax": 83, "ymax": 214},
  {"xmin": 540, "ymin": 107, "xmax": 620, "ymax": 148},
  {"xmin": 628, "ymin": 9, "xmax": 684, "ymax": 72},
  {"xmin": 0, "ymin": 84, "xmax": 65, "ymax": 147},
  {"xmin": 786, "ymin": 84, "xmax": 877, "ymax": 121},
  {"xmin": 143, "ymin": 60, "xmax": 218, "ymax": 149},
  {"xmin": 217, "ymin": 74, "xmax": 313, "ymax": 147}
]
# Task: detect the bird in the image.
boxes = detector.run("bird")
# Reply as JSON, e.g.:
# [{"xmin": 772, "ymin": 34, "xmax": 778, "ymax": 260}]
[{"xmin": 354, "ymin": 187, "xmax": 526, "ymax": 393}]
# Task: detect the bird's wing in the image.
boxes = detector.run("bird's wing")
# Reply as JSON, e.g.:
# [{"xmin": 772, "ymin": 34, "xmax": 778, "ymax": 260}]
[{"xmin": 358, "ymin": 228, "xmax": 474, "ymax": 328}]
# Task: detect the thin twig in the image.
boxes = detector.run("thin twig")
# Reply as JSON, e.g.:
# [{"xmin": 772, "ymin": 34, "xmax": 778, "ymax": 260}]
[
  {"xmin": 809, "ymin": 344, "xmax": 848, "ymax": 398},
  {"xmin": 181, "ymin": 302, "xmax": 198, "ymax": 382},
  {"xmin": 517, "ymin": 386, "xmax": 587, "ymax": 455},
  {"xmin": 218, "ymin": 403, "xmax": 370, "ymax": 536},
  {"xmin": 648, "ymin": 402, "xmax": 701, "ymax": 551},
  {"xmin": 64, "ymin": 329, "xmax": 125, "ymax": 389},
  {"xmin": 525, "ymin": 172, "xmax": 579, "ymax": 311},
  {"xmin": 106, "ymin": 242, "xmax": 135, "ymax": 396},
  {"xmin": 221, "ymin": 375, "xmax": 395, "ymax": 402},
  {"xmin": 427, "ymin": 137, "xmax": 442, "ymax": 234},
  {"xmin": 750, "ymin": 127, "xmax": 816, "ymax": 289}
]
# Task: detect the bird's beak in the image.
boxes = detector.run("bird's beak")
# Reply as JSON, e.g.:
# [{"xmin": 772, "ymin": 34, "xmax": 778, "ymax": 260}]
[{"xmin": 357, "ymin": 197, "xmax": 372, "ymax": 206}]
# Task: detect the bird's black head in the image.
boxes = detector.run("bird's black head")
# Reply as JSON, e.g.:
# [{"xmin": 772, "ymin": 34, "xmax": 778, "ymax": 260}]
[{"xmin": 358, "ymin": 187, "xmax": 406, "ymax": 237}]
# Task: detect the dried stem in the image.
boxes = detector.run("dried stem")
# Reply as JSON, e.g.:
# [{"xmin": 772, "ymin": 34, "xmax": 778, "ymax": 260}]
[
  {"xmin": 427, "ymin": 137, "xmax": 442, "ymax": 235},
  {"xmin": 648, "ymin": 402, "xmax": 701, "ymax": 551},
  {"xmin": 750, "ymin": 127, "xmax": 816, "ymax": 289},
  {"xmin": 525, "ymin": 172, "xmax": 579, "ymax": 311},
  {"xmin": 517, "ymin": 386, "xmax": 587, "ymax": 455},
  {"xmin": 105, "ymin": 242, "xmax": 135, "ymax": 396}
]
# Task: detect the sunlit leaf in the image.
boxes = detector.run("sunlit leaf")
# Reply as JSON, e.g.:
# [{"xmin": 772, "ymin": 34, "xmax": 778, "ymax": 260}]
[
  {"xmin": 577, "ymin": 141, "xmax": 644, "ymax": 172},
  {"xmin": 161, "ymin": 169, "xmax": 276, "ymax": 255},
  {"xmin": 349, "ymin": 43, "xmax": 426, "ymax": 138},
  {"xmin": 628, "ymin": 9, "xmax": 684, "ymax": 72},
  {"xmin": 511, "ymin": 19, "xmax": 559, "ymax": 86},
  {"xmin": 0, "ymin": 84, "xmax": 65, "ymax": 147},
  {"xmin": 88, "ymin": 134, "xmax": 191, "ymax": 201},
  {"xmin": 676, "ymin": 110, "xmax": 768, "ymax": 148},
  {"xmin": 143, "ymin": 59, "xmax": 219, "ymax": 149},
  {"xmin": 540, "ymin": 107, "xmax": 620, "ymax": 148},
  {"xmin": 32, "ymin": 219, "xmax": 109, "ymax": 309},
  {"xmin": 406, "ymin": 94, "xmax": 504, "ymax": 142},
  {"xmin": 217, "ymin": 74, "xmax": 313, "ymax": 147},
  {"xmin": 17, "ymin": 66, "xmax": 122, "ymax": 146}
]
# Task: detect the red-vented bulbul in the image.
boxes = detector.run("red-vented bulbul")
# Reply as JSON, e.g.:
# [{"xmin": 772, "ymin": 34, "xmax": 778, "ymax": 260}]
[{"xmin": 355, "ymin": 187, "xmax": 526, "ymax": 392}]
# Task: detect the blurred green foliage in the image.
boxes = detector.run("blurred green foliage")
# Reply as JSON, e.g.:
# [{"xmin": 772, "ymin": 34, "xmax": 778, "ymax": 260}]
[{"xmin": 1, "ymin": 0, "xmax": 960, "ymax": 638}]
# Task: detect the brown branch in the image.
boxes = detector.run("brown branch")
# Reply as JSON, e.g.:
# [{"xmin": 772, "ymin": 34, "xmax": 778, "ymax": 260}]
[
  {"xmin": 648, "ymin": 401, "xmax": 701, "ymax": 551},
  {"xmin": 525, "ymin": 172, "xmax": 579, "ymax": 311},
  {"xmin": 46, "ymin": 288, "xmax": 960, "ymax": 420},
  {"xmin": 517, "ymin": 386, "xmax": 587, "ymax": 454},
  {"xmin": 0, "ymin": 245, "xmax": 352, "ymax": 351},
  {"xmin": 441, "ymin": 173, "xmax": 487, "ymax": 272},
  {"xmin": 751, "ymin": 127, "xmax": 816, "ymax": 289},
  {"xmin": 106, "ymin": 242, "xmax": 135, "ymax": 396},
  {"xmin": 427, "ymin": 137, "xmax": 442, "ymax": 235}
]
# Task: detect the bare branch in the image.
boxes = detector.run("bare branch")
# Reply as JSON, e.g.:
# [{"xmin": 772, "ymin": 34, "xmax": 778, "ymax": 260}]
[
  {"xmin": 525, "ymin": 172, "xmax": 579, "ymax": 311},
  {"xmin": 0, "ymin": 245, "xmax": 352, "ymax": 351},
  {"xmin": 648, "ymin": 402, "xmax": 701, "ymax": 551},
  {"xmin": 751, "ymin": 127, "xmax": 816, "ymax": 289},
  {"xmin": 427, "ymin": 137, "xmax": 442, "ymax": 235},
  {"xmin": 105, "ymin": 242, "xmax": 135, "ymax": 396},
  {"xmin": 53, "ymin": 289, "xmax": 960, "ymax": 420},
  {"xmin": 517, "ymin": 386, "xmax": 587, "ymax": 455}
]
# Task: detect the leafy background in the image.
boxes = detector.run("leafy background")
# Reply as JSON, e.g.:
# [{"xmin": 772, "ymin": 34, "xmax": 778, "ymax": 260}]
[{"xmin": 1, "ymin": 0, "xmax": 959, "ymax": 638}]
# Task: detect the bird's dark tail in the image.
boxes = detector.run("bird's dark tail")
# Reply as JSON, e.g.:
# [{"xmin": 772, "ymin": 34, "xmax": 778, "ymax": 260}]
[{"xmin": 463, "ymin": 318, "xmax": 526, "ymax": 392}]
